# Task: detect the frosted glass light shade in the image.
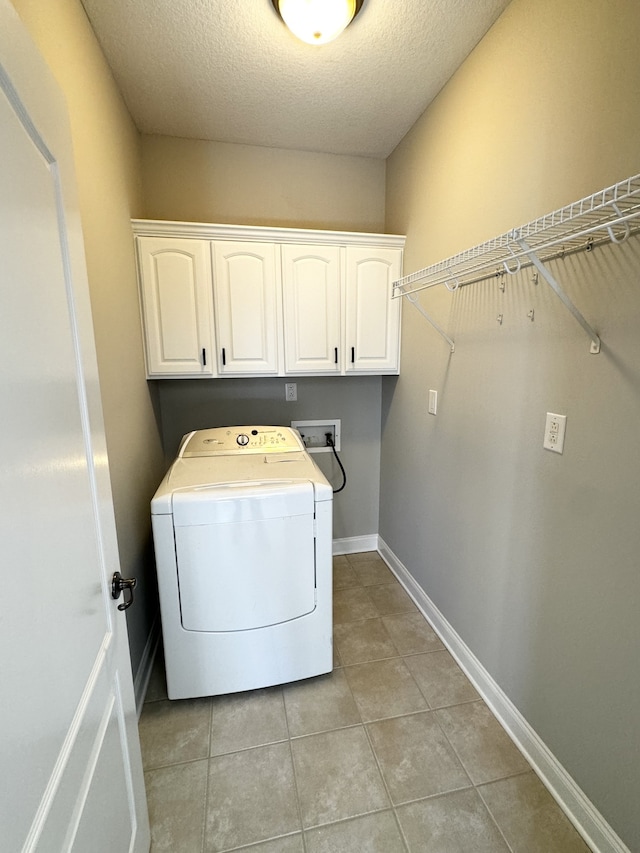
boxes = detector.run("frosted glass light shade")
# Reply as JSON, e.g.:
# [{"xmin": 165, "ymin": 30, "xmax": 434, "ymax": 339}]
[{"xmin": 275, "ymin": 0, "xmax": 359, "ymax": 45}]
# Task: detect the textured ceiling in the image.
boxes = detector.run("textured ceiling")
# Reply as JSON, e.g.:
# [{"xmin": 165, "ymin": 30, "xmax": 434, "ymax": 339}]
[{"xmin": 80, "ymin": 0, "xmax": 511, "ymax": 159}]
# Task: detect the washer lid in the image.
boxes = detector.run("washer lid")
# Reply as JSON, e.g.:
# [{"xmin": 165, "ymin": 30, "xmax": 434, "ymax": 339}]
[{"xmin": 151, "ymin": 432, "xmax": 333, "ymax": 515}]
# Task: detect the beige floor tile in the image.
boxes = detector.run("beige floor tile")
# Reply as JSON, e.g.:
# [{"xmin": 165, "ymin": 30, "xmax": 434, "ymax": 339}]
[
  {"xmin": 396, "ymin": 788, "xmax": 511, "ymax": 852},
  {"xmin": 204, "ymin": 742, "xmax": 300, "ymax": 852},
  {"xmin": 145, "ymin": 760, "xmax": 208, "ymax": 853},
  {"xmin": 478, "ymin": 771, "xmax": 592, "ymax": 852},
  {"xmin": 334, "ymin": 618, "xmax": 398, "ymax": 664},
  {"xmin": 291, "ymin": 726, "xmax": 389, "ymax": 827},
  {"xmin": 344, "ymin": 658, "xmax": 427, "ymax": 721},
  {"xmin": 367, "ymin": 583, "xmax": 417, "ymax": 616},
  {"xmin": 333, "ymin": 555, "xmax": 350, "ymax": 570},
  {"xmin": 346, "ymin": 551, "xmax": 381, "ymax": 564},
  {"xmin": 139, "ymin": 697, "xmax": 211, "ymax": 770},
  {"xmin": 283, "ymin": 669, "xmax": 361, "ymax": 736},
  {"xmin": 238, "ymin": 834, "xmax": 305, "ymax": 853},
  {"xmin": 436, "ymin": 701, "xmax": 531, "ymax": 784},
  {"xmin": 333, "ymin": 560, "xmax": 360, "ymax": 590},
  {"xmin": 404, "ymin": 650, "xmax": 480, "ymax": 708},
  {"xmin": 382, "ymin": 612, "xmax": 445, "ymax": 655},
  {"xmin": 367, "ymin": 711, "xmax": 471, "ymax": 803},
  {"xmin": 352, "ymin": 559, "xmax": 396, "ymax": 586},
  {"xmin": 210, "ymin": 686, "xmax": 287, "ymax": 756},
  {"xmin": 333, "ymin": 586, "xmax": 377, "ymax": 624},
  {"xmin": 142, "ymin": 639, "xmax": 557, "ymax": 853},
  {"xmin": 304, "ymin": 811, "xmax": 407, "ymax": 852}
]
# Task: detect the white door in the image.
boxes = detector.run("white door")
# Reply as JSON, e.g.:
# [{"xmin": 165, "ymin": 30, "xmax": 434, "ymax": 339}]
[
  {"xmin": 345, "ymin": 246, "xmax": 402, "ymax": 373},
  {"xmin": 282, "ymin": 244, "xmax": 342, "ymax": 373},
  {"xmin": 137, "ymin": 236, "xmax": 215, "ymax": 377},
  {"xmin": 0, "ymin": 6, "xmax": 149, "ymax": 853},
  {"xmin": 212, "ymin": 240, "xmax": 280, "ymax": 374}
]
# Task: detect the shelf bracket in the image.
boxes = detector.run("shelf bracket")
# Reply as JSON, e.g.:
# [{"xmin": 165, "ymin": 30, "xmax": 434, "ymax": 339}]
[
  {"xmin": 516, "ymin": 238, "xmax": 601, "ymax": 354},
  {"xmin": 403, "ymin": 290, "xmax": 455, "ymax": 353}
]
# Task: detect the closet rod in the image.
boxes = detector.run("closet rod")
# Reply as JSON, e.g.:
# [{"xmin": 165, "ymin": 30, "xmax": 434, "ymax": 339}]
[{"xmin": 441, "ymin": 224, "xmax": 640, "ymax": 291}]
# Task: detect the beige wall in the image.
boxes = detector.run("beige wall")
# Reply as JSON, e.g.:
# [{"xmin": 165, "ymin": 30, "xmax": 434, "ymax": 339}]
[
  {"xmin": 11, "ymin": 0, "xmax": 166, "ymax": 685},
  {"xmin": 141, "ymin": 134, "xmax": 386, "ymax": 232},
  {"xmin": 382, "ymin": 0, "xmax": 640, "ymax": 848}
]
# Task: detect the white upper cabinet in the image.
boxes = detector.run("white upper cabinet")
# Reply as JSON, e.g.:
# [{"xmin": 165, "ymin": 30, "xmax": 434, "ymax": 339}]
[
  {"xmin": 212, "ymin": 241, "xmax": 280, "ymax": 374},
  {"xmin": 282, "ymin": 244, "xmax": 342, "ymax": 374},
  {"xmin": 133, "ymin": 222, "xmax": 404, "ymax": 379},
  {"xmin": 136, "ymin": 237, "xmax": 214, "ymax": 377},
  {"xmin": 345, "ymin": 246, "xmax": 402, "ymax": 374}
]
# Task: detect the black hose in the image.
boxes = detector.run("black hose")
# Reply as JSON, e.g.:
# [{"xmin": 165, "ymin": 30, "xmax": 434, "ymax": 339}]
[{"xmin": 326, "ymin": 436, "xmax": 346, "ymax": 494}]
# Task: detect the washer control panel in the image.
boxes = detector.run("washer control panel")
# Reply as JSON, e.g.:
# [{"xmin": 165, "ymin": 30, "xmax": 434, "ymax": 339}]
[{"xmin": 180, "ymin": 426, "xmax": 304, "ymax": 457}]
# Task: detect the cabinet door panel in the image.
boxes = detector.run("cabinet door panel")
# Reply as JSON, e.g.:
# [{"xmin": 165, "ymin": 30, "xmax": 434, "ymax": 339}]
[
  {"xmin": 282, "ymin": 245, "xmax": 341, "ymax": 373},
  {"xmin": 137, "ymin": 237, "xmax": 214, "ymax": 377},
  {"xmin": 346, "ymin": 247, "xmax": 402, "ymax": 373},
  {"xmin": 213, "ymin": 242, "xmax": 279, "ymax": 374}
]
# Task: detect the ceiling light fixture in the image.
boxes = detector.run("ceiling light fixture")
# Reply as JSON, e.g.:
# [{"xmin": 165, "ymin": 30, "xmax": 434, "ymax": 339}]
[{"xmin": 271, "ymin": 0, "xmax": 364, "ymax": 46}]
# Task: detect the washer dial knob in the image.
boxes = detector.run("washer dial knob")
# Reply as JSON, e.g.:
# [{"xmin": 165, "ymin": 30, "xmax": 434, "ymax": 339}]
[{"xmin": 236, "ymin": 433, "xmax": 250, "ymax": 446}]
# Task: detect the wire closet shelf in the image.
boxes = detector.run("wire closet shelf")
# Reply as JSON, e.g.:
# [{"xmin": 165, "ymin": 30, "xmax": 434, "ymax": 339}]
[{"xmin": 392, "ymin": 173, "xmax": 640, "ymax": 298}]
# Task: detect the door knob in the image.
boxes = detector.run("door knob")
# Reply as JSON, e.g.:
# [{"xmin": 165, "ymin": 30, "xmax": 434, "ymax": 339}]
[{"xmin": 111, "ymin": 572, "xmax": 137, "ymax": 611}]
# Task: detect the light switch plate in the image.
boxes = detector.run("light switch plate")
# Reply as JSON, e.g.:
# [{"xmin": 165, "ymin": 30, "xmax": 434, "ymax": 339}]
[{"xmin": 428, "ymin": 389, "xmax": 438, "ymax": 415}]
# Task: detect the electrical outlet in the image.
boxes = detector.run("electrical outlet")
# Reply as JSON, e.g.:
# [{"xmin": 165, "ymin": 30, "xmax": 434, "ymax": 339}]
[
  {"xmin": 428, "ymin": 389, "xmax": 437, "ymax": 415},
  {"xmin": 285, "ymin": 382, "xmax": 297, "ymax": 402},
  {"xmin": 543, "ymin": 412, "xmax": 567, "ymax": 454}
]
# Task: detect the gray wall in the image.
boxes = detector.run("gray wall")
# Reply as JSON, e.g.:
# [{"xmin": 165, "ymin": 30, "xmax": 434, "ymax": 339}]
[
  {"xmin": 157, "ymin": 376, "xmax": 383, "ymax": 541},
  {"xmin": 382, "ymin": 0, "xmax": 640, "ymax": 847}
]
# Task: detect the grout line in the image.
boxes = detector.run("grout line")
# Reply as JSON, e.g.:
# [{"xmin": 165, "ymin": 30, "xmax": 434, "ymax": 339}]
[
  {"xmin": 475, "ymin": 784, "xmax": 517, "ymax": 853},
  {"xmin": 201, "ymin": 758, "xmax": 209, "ymax": 853},
  {"xmin": 390, "ymin": 781, "xmax": 477, "ymax": 809},
  {"xmin": 302, "ymin": 805, "xmax": 400, "ymax": 834},
  {"xmin": 143, "ymin": 754, "xmax": 212, "ymax": 774},
  {"xmin": 360, "ymin": 717, "xmax": 411, "ymax": 852},
  {"xmin": 331, "ymin": 648, "xmax": 412, "ymax": 850},
  {"xmin": 201, "ymin": 697, "xmax": 214, "ymax": 853},
  {"xmin": 209, "ymin": 735, "xmax": 290, "ymax": 756},
  {"xmin": 218, "ymin": 830, "xmax": 305, "ymax": 853},
  {"xmin": 280, "ymin": 682, "xmax": 308, "ymax": 850}
]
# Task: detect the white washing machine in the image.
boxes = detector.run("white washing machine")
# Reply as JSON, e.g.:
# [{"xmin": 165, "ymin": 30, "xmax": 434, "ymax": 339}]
[{"xmin": 151, "ymin": 425, "xmax": 333, "ymax": 699}]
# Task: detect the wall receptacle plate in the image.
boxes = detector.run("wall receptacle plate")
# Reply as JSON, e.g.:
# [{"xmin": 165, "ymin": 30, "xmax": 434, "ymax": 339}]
[
  {"xmin": 543, "ymin": 412, "xmax": 567, "ymax": 454},
  {"xmin": 285, "ymin": 382, "xmax": 297, "ymax": 402},
  {"xmin": 291, "ymin": 419, "xmax": 341, "ymax": 453}
]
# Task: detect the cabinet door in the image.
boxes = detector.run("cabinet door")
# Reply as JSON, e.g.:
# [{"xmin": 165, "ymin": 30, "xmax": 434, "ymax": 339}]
[
  {"xmin": 345, "ymin": 246, "xmax": 402, "ymax": 374},
  {"xmin": 282, "ymin": 244, "xmax": 341, "ymax": 374},
  {"xmin": 212, "ymin": 242, "xmax": 280, "ymax": 374},
  {"xmin": 137, "ymin": 237, "xmax": 214, "ymax": 377}
]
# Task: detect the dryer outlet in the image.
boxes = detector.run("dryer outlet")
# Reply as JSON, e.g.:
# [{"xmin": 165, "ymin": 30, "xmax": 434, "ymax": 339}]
[{"xmin": 291, "ymin": 419, "xmax": 341, "ymax": 453}]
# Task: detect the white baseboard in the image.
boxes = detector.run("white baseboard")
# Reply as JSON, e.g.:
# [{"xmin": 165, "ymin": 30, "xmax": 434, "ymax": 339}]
[
  {"xmin": 333, "ymin": 534, "xmax": 379, "ymax": 556},
  {"xmin": 377, "ymin": 537, "xmax": 630, "ymax": 853},
  {"xmin": 133, "ymin": 614, "xmax": 161, "ymax": 718}
]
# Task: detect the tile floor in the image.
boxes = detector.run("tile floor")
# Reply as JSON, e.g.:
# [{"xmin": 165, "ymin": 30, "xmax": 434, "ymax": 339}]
[{"xmin": 140, "ymin": 552, "xmax": 591, "ymax": 853}]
